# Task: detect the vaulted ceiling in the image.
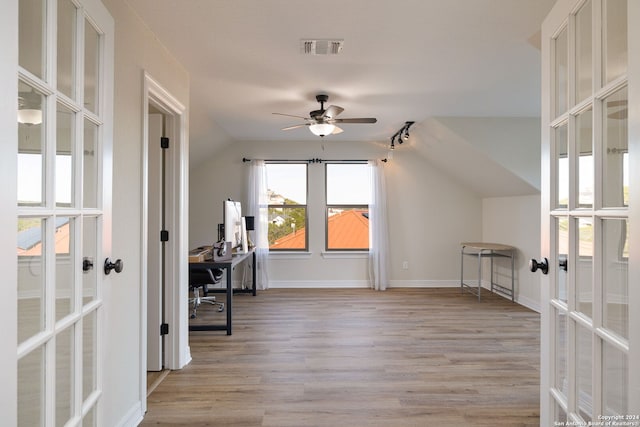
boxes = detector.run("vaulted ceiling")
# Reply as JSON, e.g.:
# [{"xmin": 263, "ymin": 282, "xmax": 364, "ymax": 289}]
[{"xmin": 128, "ymin": 0, "xmax": 555, "ymax": 173}]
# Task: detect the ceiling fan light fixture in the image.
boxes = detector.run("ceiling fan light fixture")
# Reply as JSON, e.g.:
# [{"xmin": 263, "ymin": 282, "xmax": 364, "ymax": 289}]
[
  {"xmin": 17, "ymin": 108, "xmax": 43, "ymax": 125},
  {"xmin": 309, "ymin": 123, "xmax": 335, "ymax": 137},
  {"xmin": 274, "ymin": 94, "xmax": 376, "ymax": 136}
]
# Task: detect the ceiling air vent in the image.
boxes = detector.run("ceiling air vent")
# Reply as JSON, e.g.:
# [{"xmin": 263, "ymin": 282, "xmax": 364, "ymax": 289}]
[{"xmin": 301, "ymin": 39, "xmax": 344, "ymax": 55}]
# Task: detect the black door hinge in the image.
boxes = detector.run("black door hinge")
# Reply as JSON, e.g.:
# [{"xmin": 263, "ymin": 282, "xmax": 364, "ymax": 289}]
[
  {"xmin": 160, "ymin": 230, "xmax": 169, "ymax": 242},
  {"xmin": 160, "ymin": 137, "xmax": 169, "ymax": 149},
  {"xmin": 160, "ymin": 323, "xmax": 169, "ymax": 336}
]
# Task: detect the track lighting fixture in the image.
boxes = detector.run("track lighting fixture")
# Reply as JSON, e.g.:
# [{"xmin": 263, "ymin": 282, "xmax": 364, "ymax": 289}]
[
  {"xmin": 389, "ymin": 121, "xmax": 414, "ymax": 150},
  {"xmin": 402, "ymin": 126, "xmax": 410, "ymax": 140}
]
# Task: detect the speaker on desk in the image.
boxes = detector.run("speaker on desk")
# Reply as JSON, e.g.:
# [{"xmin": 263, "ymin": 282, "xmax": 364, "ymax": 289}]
[
  {"xmin": 244, "ymin": 216, "xmax": 255, "ymax": 249},
  {"xmin": 245, "ymin": 216, "xmax": 255, "ymax": 231}
]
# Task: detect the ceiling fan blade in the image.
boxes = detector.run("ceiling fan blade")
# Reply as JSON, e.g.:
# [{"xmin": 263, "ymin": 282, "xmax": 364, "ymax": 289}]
[
  {"xmin": 322, "ymin": 105, "xmax": 344, "ymax": 119},
  {"xmin": 273, "ymin": 112, "xmax": 310, "ymax": 120},
  {"xmin": 333, "ymin": 118, "xmax": 377, "ymax": 124},
  {"xmin": 281, "ymin": 124, "xmax": 309, "ymax": 131},
  {"xmin": 331, "ymin": 126, "xmax": 344, "ymax": 135}
]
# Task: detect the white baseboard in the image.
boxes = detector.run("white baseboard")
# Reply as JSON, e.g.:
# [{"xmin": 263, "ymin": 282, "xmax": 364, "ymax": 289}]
[
  {"xmin": 463, "ymin": 280, "xmax": 541, "ymax": 313},
  {"xmin": 184, "ymin": 346, "xmax": 192, "ymax": 366},
  {"xmin": 269, "ymin": 280, "xmax": 370, "ymax": 288},
  {"xmin": 388, "ymin": 279, "xmax": 459, "ymax": 288},
  {"xmin": 513, "ymin": 294, "xmax": 540, "ymax": 313},
  {"xmin": 271, "ymin": 279, "xmax": 461, "ymax": 289},
  {"xmin": 267, "ymin": 279, "xmax": 540, "ymax": 312},
  {"xmin": 114, "ymin": 401, "xmax": 144, "ymax": 427}
]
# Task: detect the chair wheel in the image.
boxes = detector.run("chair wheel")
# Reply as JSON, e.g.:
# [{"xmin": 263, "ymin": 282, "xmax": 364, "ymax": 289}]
[
  {"xmin": 190, "ymin": 313, "xmax": 196, "ymax": 319},
  {"xmin": 217, "ymin": 306, "xmax": 224, "ymax": 312}
]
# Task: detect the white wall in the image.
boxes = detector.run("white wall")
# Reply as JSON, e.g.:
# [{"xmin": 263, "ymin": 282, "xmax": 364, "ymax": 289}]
[
  {"xmin": 100, "ymin": 0, "xmax": 189, "ymax": 425},
  {"xmin": 436, "ymin": 117, "xmax": 541, "ymax": 190},
  {"xmin": 412, "ymin": 117, "xmax": 540, "ymax": 198},
  {"xmin": 190, "ymin": 140, "xmax": 483, "ymax": 287},
  {"xmin": 482, "ymin": 195, "xmax": 541, "ymax": 311}
]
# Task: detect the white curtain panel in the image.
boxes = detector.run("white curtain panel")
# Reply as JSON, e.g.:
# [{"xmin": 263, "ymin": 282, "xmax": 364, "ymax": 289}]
[
  {"xmin": 248, "ymin": 160, "xmax": 270, "ymax": 290},
  {"xmin": 368, "ymin": 160, "xmax": 390, "ymax": 290}
]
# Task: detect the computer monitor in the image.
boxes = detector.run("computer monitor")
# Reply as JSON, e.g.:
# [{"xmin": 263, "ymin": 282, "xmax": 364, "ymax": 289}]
[{"xmin": 223, "ymin": 200, "xmax": 244, "ymax": 251}]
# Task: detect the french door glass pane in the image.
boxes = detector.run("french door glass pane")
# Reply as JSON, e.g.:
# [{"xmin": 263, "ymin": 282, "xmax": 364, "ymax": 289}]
[
  {"xmin": 83, "ymin": 310, "xmax": 97, "ymax": 402},
  {"xmin": 56, "ymin": 326, "xmax": 75, "ymax": 427},
  {"xmin": 57, "ymin": 103, "xmax": 75, "ymax": 207},
  {"xmin": 602, "ymin": 342, "xmax": 628, "ymax": 415},
  {"xmin": 554, "ymin": 400, "xmax": 568, "ymax": 423},
  {"xmin": 602, "ymin": 218, "xmax": 628, "ymax": 339},
  {"xmin": 555, "ymin": 308, "xmax": 568, "ymax": 394},
  {"xmin": 83, "ymin": 216, "xmax": 98, "ymax": 305},
  {"xmin": 555, "ymin": 27, "xmax": 568, "ymax": 116},
  {"xmin": 19, "ymin": 0, "xmax": 44, "ymax": 78},
  {"xmin": 577, "ymin": 218, "xmax": 594, "ymax": 318},
  {"xmin": 18, "ymin": 81, "xmax": 46, "ymax": 207},
  {"xmin": 603, "ymin": 0, "xmax": 627, "ymax": 85},
  {"xmin": 556, "ymin": 216, "xmax": 569, "ymax": 302},
  {"xmin": 577, "ymin": 108, "xmax": 593, "ymax": 207},
  {"xmin": 83, "ymin": 119, "xmax": 99, "ymax": 208},
  {"xmin": 602, "ymin": 86, "xmax": 628, "ymax": 208},
  {"xmin": 56, "ymin": 217, "xmax": 75, "ymax": 321},
  {"xmin": 57, "ymin": 0, "xmax": 77, "ymax": 98},
  {"xmin": 84, "ymin": 20, "xmax": 100, "ymax": 114},
  {"xmin": 576, "ymin": 325, "xmax": 593, "ymax": 421},
  {"xmin": 83, "ymin": 406, "xmax": 96, "ymax": 427},
  {"xmin": 556, "ymin": 124, "xmax": 569, "ymax": 208},
  {"xmin": 17, "ymin": 218, "xmax": 45, "ymax": 344},
  {"xmin": 18, "ymin": 346, "xmax": 45, "ymax": 426},
  {"xmin": 575, "ymin": 0, "xmax": 593, "ymax": 104}
]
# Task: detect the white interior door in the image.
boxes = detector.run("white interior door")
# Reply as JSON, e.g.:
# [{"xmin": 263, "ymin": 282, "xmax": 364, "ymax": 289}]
[
  {"xmin": 539, "ymin": 0, "xmax": 638, "ymax": 424},
  {"xmin": 15, "ymin": 0, "xmax": 113, "ymax": 425}
]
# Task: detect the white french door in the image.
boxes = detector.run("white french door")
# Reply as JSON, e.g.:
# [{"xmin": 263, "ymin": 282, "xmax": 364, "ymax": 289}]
[
  {"xmin": 540, "ymin": 0, "xmax": 639, "ymax": 424},
  {"xmin": 14, "ymin": 0, "xmax": 114, "ymax": 425}
]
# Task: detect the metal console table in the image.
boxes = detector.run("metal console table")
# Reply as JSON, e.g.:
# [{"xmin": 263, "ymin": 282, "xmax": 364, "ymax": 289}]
[
  {"xmin": 189, "ymin": 248, "xmax": 256, "ymax": 335},
  {"xmin": 460, "ymin": 242, "xmax": 515, "ymax": 302}
]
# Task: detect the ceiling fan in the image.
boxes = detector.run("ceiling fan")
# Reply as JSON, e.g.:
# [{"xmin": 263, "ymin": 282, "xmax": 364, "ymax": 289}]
[
  {"xmin": 273, "ymin": 94, "xmax": 377, "ymax": 137},
  {"xmin": 17, "ymin": 87, "xmax": 43, "ymax": 125}
]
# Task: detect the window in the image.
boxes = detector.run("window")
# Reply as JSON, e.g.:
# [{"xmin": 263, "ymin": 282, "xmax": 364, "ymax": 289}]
[
  {"xmin": 266, "ymin": 163, "xmax": 308, "ymax": 250},
  {"xmin": 325, "ymin": 163, "xmax": 370, "ymax": 251}
]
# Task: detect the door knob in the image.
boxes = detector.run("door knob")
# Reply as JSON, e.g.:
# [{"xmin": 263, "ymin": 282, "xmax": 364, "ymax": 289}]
[
  {"xmin": 559, "ymin": 257, "xmax": 568, "ymax": 272},
  {"xmin": 529, "ymin": 258, "xmax": 549, "ymax": 275},
  {"xmin": 83, "ymin": 257, "xmax": 94, "ymax": 272},
  {"xmin": 104, "ymin": 258, "xmax": 123, "ymax": 275}
]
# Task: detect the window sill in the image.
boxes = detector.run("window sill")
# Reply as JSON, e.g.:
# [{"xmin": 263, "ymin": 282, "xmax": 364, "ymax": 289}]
[
  {"xmin": 268, "ymin": 251, "xmax": 313, "ymax": 260},
  {"xmin": 321, "ymin": 251, "xmax": 369, "ymax": 259}
]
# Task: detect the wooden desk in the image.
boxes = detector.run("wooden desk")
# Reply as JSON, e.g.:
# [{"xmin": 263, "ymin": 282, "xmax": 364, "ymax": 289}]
[
  {"xmin": 460, "ymin": 242, "xmax": 515, "ymax": 302},
  {"xmin": 189, "ymin": 249, "xmax": 256, "ymax": 335}
]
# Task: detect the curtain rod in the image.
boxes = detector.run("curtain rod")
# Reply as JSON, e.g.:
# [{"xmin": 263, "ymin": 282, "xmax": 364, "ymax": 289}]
[{"xmin": 242, "ymin": 157, "xmax": 385, "ymax": 164}]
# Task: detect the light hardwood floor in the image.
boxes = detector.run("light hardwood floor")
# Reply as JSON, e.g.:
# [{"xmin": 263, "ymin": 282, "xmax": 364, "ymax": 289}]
[{"xmin": 141, "ymin": 288, "xmax": 540, "ymax": 426}]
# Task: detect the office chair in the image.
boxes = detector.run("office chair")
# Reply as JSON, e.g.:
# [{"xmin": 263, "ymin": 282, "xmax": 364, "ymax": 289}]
[{"xmin": 189, "ymin": 267, "xmax": 224, "ymax": 318}]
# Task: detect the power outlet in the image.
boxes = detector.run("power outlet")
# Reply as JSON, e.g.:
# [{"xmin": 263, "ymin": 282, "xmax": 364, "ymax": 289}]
[{"xmin": 402, "ymin": 261, "xmax": 409, "ymax": 270}]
